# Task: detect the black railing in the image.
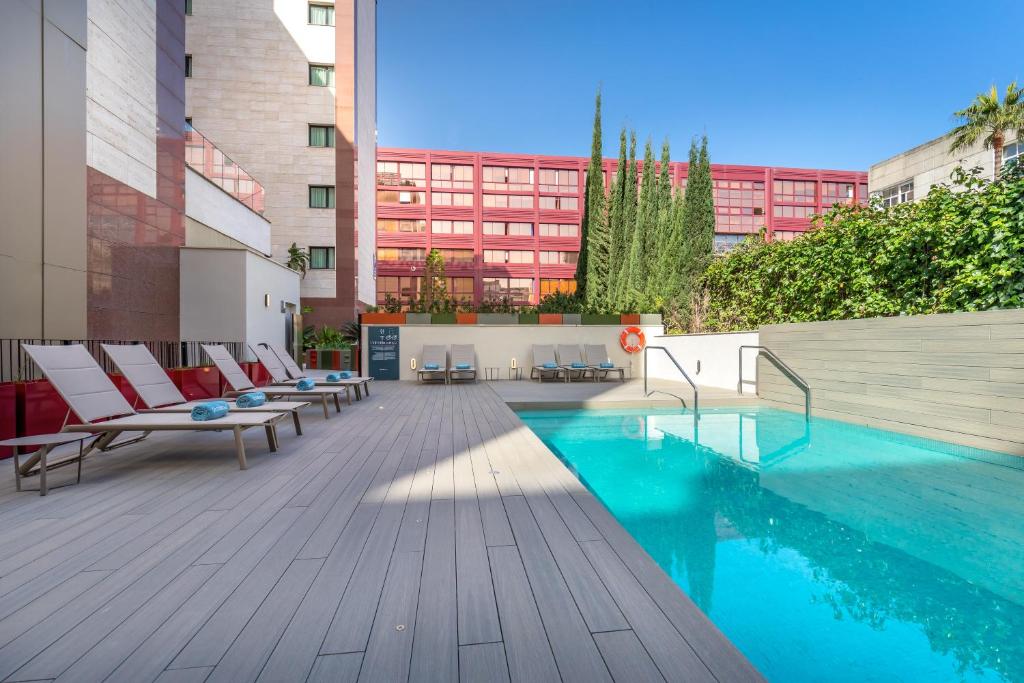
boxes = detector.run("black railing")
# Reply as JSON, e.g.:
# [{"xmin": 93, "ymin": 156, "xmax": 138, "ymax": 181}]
[{"xmin": 0, "ymin": 339, "xmax": 245, "ymax": 383}]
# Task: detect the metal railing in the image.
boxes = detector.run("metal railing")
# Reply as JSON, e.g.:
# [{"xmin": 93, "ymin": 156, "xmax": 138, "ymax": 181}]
[
  {"xmin": 184, "ymin": 126, "xmax": 265, "ymax": 214},
  {"xmin": 738, "ymin": 345, "xmax": 811, "ymax": 422},
  {"xmin": 1, "ymin": 339, "xmax": 245, "ymax": 383},
  {"xmin": 643, "ymin": 345, "xmax": 699, "ymax": 418}
]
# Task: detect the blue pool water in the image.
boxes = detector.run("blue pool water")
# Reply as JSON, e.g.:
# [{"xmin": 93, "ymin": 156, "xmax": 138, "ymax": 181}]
[{"xmin": 517, "ymin": 406, "xmax": 1024, "ymax": 683}]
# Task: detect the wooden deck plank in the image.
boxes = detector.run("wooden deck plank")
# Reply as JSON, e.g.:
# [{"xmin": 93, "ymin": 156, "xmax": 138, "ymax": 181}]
[
  {"xmin": 307, "ymin": 653, "xmax": 362, "ymax": 683},
  {"xmin": 408, "ymin": 499, "xmax": 458, "ymax": 683},
  {"xmin": 459, "ymin": 642, "xmax": 510, "ymax": 683},
  {"xmin": 357, "ymin": 550, "xmax": 424, "ymax": 682},
  {"xmin": 592, "ymin": 630, "xmax": 666, "ymax": 683}
]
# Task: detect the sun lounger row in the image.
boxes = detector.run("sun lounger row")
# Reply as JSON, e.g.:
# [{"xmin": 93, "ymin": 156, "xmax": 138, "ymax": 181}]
[
  {"xmin": 531, "ymin": 344, "xmax": 626, "ymax": 382},
  {"xmin": 417, "ymin": 344, "xmax": 477, "ymax": 383}
]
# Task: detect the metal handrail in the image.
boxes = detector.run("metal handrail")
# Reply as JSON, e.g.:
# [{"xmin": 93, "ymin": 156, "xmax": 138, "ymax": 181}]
[
  {"xmin": 643, "ymin": 346, "xmax": 699, "ymax": 419},
  {"xmin": 738, "ymin": 345, "xmax": 811, "ymax": 422}
]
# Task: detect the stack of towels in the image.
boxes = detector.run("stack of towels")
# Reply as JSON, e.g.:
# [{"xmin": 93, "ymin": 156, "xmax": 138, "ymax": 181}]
[
  {"xmin": 570, "ymin": 361, "xmax": 587, "ymax": 369},
  {"xmin": 326, "ymin": 371, "xmax": 352, "ymax": 382},
  {"xmin": 235, "ymin": 391, "xmax": 266, "ymax": 408},
  {"xmin": 191, "ymin": 400, "xmax": 229, "ymax": 421},
  {"xmin": 599, "ymin": 361, "xmax": 615, "ymax": 369},
  {"xmin": 454, "ymin": 363, "xmax": 471, "ymax": 370},
  {"xmin": 424, "ymin": 363, "xmax": 440, "ymax": 370},
  {"xmin": 542, "ymin": 362, "xmax": 558, "ymax": 369},
  {"xmin": 296, "ymin": 378, "xmax": 316, "ymax": 391}
]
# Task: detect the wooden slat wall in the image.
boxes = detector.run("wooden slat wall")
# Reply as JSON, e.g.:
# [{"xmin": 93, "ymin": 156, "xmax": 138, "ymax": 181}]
[{"xmin": 757, "ymin": 308, "xmax": 1024, "ymax": 456}]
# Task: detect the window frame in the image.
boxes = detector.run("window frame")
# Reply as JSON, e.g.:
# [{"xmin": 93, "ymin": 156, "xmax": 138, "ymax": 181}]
[
  {"xmin": 308, "ymin": 246, "xmax": 336, "ymax": 270},
  {"xmin": 308, "ymin": 124, "xmax": 335, "ymax": 148},
  {"xmin": 185, "ymin": 54, "xmax": 192, "ymax": 78},
  {"xmin": 308, "ymin": 63, "xmax": 335, "ymax": 87},
  {"xmin": 308, "ymin": 2, "xmax": 335, "ymax": 26},
  {"xmin": 308, "ymin": 185, "xmax": 336, "ymax": 209}
]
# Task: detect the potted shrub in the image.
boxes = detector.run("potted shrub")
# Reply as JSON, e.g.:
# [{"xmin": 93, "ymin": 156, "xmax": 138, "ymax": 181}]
[
  {"xmin": 306, "ymin": 326, "xmax": 354, "ymax": 370},
  {"xmin": 476, "ymin": 296, "xmax": 519, "ymax": 325}
]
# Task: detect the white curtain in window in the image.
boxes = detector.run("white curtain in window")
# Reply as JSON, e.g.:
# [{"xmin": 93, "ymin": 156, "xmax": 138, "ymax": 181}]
[{"xmin": 309, "ymin": 4, "xmax": 334, "ymax": 25}]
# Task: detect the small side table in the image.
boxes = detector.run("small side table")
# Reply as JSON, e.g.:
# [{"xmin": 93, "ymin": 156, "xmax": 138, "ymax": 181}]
[
  {"xmin": 508, "ymin": 367, "xmax": 523, "ymax": 381},
  {"xmin": 0, "ymin": 432, "xmax": 94, "ymax": 496},
  {"xmin": 484, "ymin": 367, "xmax": 501, "ymax": 381}
]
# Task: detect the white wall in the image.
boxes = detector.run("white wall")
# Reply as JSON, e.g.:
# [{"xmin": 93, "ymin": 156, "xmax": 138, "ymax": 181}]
[
  {"xmin": 362, "ymin": 325, "xmax": 663, "ymax": 381},
  {"xmin": 185, "ymin": 167, "xmax": 273, "ymax": 255},
  {"xmin": 244, "ymin": 250, "xmax": 301, "ymax": 360},
  {"xmin": 356, "ymin": 0, "xmax": 377, "ymax": 307},
  {"xmin": 646, "ymin": 331, "xmax": 759, "ymax": 390}
]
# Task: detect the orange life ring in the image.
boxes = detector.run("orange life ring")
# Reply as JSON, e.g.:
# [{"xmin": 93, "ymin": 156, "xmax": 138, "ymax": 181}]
[{"xmin": 619, "ymin": 326, "xmax": 645, "ymax": 354}]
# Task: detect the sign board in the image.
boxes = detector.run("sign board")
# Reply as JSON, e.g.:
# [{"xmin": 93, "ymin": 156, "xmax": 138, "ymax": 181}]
[{"xmin": 367, "ymin": 326, "xmax": 400, "ymax": 380}]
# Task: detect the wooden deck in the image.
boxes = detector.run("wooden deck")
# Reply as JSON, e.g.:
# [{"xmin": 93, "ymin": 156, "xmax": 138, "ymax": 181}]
[{"xmin": 0, "ymin": 381, "xmax": 762, "ymax": 682}]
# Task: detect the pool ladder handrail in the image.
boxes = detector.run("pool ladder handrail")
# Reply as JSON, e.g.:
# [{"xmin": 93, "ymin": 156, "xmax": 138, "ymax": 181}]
[
  {"xmin": 643, "ymin": 345, "xmax": 699, "ymax": 419},
  {"xmin": 738, "ymin": 345, "xmax": 811, "ymax": 422}
]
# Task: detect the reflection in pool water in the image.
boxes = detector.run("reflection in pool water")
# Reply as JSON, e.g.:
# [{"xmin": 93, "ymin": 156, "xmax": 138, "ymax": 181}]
[{"xmin": 517, "ymin": 406, "xmax": 1024, "ymax": 682}]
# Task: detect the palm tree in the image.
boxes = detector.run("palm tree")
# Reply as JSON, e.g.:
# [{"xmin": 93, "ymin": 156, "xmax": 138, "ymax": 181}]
[{"xmin": 949, "ymin": 82, "xmax": 1024, "ymax": 176}]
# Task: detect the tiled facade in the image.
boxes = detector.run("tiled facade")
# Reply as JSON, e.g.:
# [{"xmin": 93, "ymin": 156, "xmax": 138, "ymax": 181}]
[{"xmin": 374, "ymin": 148, "xmax": 868, "ymax": 306}]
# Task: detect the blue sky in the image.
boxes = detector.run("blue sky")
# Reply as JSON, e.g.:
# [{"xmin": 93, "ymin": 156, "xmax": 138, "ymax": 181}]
[{"xmin": 376, "ymin": 0, "xmax": 1024, "ymax": 170}]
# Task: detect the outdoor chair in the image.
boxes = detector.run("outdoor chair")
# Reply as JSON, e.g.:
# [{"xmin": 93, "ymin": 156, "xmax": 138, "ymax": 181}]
[
  {"xmin": 265, "ymin": 342, "xmax": 372, "ymax": 399},
  {"xmin": 530, "ymin": 345, "xmax": 563, "ymax": 382},
  {"xmin": 557, "ymin": 345, "xmax": 593, "ymax": 382},
  {"xmin": 418, "ymin": 345, "xmax": 448, "ymax": 383},
  {"xmin": 585, "ymin": 344, "xmax": 627, "ymax": 382},
  {"xmin": 448, "ymin": 344, "xmax": 477, "ymax": 383}
]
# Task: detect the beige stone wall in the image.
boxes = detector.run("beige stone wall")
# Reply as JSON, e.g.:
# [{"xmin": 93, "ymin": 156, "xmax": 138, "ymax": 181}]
[
  {"xmin": 185, "ymin": 0, "xmax": 337, "ymax": 298},
  {"xmin": 758, "ymin": 309, "xmax": 1024, "ymax": 456}
]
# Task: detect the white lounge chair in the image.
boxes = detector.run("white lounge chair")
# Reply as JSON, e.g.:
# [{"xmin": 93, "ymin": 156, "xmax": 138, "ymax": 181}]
[
  {"xmin": 449, "ymin": 344, "xmax": 477, "ymax": 383},
  {"xmin": 264, "ymin": 342, "xmax": 373, "ymax": 399},
  {"xmin": 249, "ymin": 344, "xmax": 354, "ymax": 407},
  {"xmin": 585, "ymin": 344, "xmax": 626, "ymax": 382},
  {"xmin": 203, "ymin": 344, "xmax": 347, "ymax": 419},
  {"xmin": 530, "ymin": 345, "xmax": 563, "ymax": 382},
  {"xmin": 20, "ymin": 344, "xmax": 286, "ymax": 492},
  {"xmin": 557, "ymin": 345, "xmax": 592, "ymax": 382},
  {"xmin": 418, "ymin": 345, "xmax": 448, "ymax": 383},
  {"xmin": 101, "ymin": 343, "xmax": 309, "ymax": 435}
]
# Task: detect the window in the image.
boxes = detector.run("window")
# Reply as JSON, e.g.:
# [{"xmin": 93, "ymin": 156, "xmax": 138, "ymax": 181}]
[
  {"xmin": 431, "ymin": 220, "xmax": 473, "ymax": 235},
  {"xmin": 309, "ymin": 185, "xmax": 335, "ymax": 208},
  {"xmin": 875, "ymin": 180, "xmax": 914, "ymax": 207},
  {"xmin": 309, "ymin": 64, "xmax": 334, "ymax": 87},
  {"xmin": 713, "ymin": 180, "xmax": 765, "ymax": 232},
  {"xmin": 713, "ymin": 234, "xmax": 745, "ymax": 254},
  {"xmin": 377, "ymin": 247, "xmax": 426, "ymax": 262},
  {"xmin": 821, "ymin": 182, "xmax": 855, "ymax": 207},
  {"xmin": 377, "ymin": 276, "xmax": 422, "ymax": 306},
  {"xmin": 772, "ymin": 205, "xmax": 816, "ymax": 218},
  {"xmin": 773, "ymin": 180, "xmax": 816, "ymax": 203},
  {"xmin": 539, "ymin": 223, "xmax": 579, "ymax": 237},
  {"xmin": 538, "ymin": 196, "xmax": 579, "ymax": 210},
  {"xmin": 376, "ymin": 161, "xmax": 425, "ymax": 187},
  {"xmin": 184, "ymin": 117, "xmax": 192, "ymax": 130},
  {"xmin": 308, "ymin": 124, "xmax": 335, "ymax": 148},
  {"xmin": 483, "ymin": 194, "xmax": 533, "ymax": 208},
  {"xmin": 482, "ymin": 166, "xmax": 533, "ymax": 191},
  {"xmin": 431, "ymin": 164, "xmax": 473, "ymax": 189},
  {"xmin": 377, "ymin": 219, "xmax": 425, "ymax": 233},
  {"xmin": 539, "ymin": 251, "xmax": 578, "ymax": 265},
  {"xmin": 185, "ymin": 54, "xmax": 192, "ymax": 78},
  {"xmin": 482, "ymin": 277, "xmax": 533, "ymax": 303},
  {"xmin": 540, "ymin": 278, "xmax": 577, "ymax": 297},
  {"xmin": 308, "ymin": 3, "xmax": 334, "ymax": 25},
  {"xmin": 1005, "ymin": 141, "xmax": 1022, "ymax": 165},
  {"xmin": 447, "ymin": 277, "xmax": 474, "ymax": 302},
  {"xmin": 483, "ymin": 250, "xmax": 533, "ymax": 264},
  {"xmin": 185, "ymin": 0, "xmax": 192, "ymax": 15},
  {"xmin": 308, "ymin": 246, "xmax": 335, "ymax": 269},
  {"xmin": 435, "ymin": 249, "xmax": 474, "ymax": 264},
  {"xmin": 482, "ymin": 221, "xmax": 532, "ymax": 236},
  {"xmin": 377, "ymin": 190, "xmax": 425, "ymax": 205},
  {"xmin": 858, "ymin": 184, "xmax": 869, "ymax": 203},
  {"xmin": 432, "ymin": 192, "xmax": 473, "ymax": 207},
  {"xmin": 538, "ymin": 169, "xmax": 579, "ymax": 193}
]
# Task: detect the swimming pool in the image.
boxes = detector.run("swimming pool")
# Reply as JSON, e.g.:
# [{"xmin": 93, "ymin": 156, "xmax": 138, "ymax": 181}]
[{"xmin": 517, "ymin": 406, "xmax": 1024, "ymax": 683}]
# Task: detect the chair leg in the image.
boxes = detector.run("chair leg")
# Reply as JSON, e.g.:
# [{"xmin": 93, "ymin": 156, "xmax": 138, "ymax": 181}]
[
  {"xmin": 292, "ymin": 410, "xmax": 302, "ymax": 435},
  {"xmin": 363, "ymin": 381, "xmax": 370, "ymax": 397},
  {"xmin": 234, "ymin": 426, "xmax": 248, "ymax": 470},
  {"xmin": 321, "ymin": 395, "xmax": 330, "ymax": 419},
  {"xmin": 77, "ymin": 440, "xmax": 84, "ymax": 483},
  {"xmin": 345, "ymin": 388, "xmax": 352, "ymax": 406},
  {"xmin": 39, "ymin": 445, "xmax": 49, "ymax": 496},
  {"xmin": 334, "ymin": 393, "xmax": 342, "ymax": 412},
  {"xmin": 265, "ymin": 425, "xmax": 277, "ymax": 452}
]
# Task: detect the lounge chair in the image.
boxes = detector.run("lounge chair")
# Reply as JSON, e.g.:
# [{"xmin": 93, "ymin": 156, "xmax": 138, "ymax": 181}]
[
  {"xmin": 264, "ymin": 342, "xmax": 372, "ymax": 399},
  {"xmin": 530, "ymin": 345, "xmax": 563, "ymax": 382},
  {"xmin": 448, "ymin": 344, "xmax": 477, "ymax": 383},
  {"xmin": 557, "ymin": 344, "xmax": 592, "ymax": 382},
  {"xmin": 101, "ymin": 343, "xmax": 309, "ymax": 435},
  {"xmin": 20, "ymin": 344, "xmax": 286, "ymax": 490},
  {"xmin": 585, "ymin": 344, "xmax": 626, "ymax": 382},
  {"xmin": 418, "ymin": 345, "xmax": 448, "ymax": 383},
  {"xmin": 202, "ymin": 344, "xmax": 347, "ymax": 419},
  {"xmin": 249, "ymin": 344, "xmax": 354, "ymax": 407}
]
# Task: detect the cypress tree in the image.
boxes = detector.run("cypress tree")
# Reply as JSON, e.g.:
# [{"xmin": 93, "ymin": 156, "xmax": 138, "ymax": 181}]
[
  {"xmin": 606, "ymin": 128, "xmax": 628, "ymax": 307},
  {"xmin": 628, "ymin": 139, "xmax": 657, "ymax": 301},
  {"xmin": 678, "ymin": 135, "xmax": 715, "ymax": 316},
  {"xmin": 615, "ymin": 132, "xmax": 639, "ymax": 310},
  {"xmin": 577, "ymin": 90, "xmax": 608, "ymax": 309},
  {"xmin": 653, "ymin": 139, "xmax": 673, "ymax": 296}
]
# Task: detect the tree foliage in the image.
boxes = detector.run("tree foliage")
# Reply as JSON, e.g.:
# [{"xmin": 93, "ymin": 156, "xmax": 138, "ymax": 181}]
[
  {"xmin": 578, "ymin": 89, "xmax": 608, "ymax": 309},
  {"xmin": 949, "ymin": 82, "xmax": 1024, "ymax": 176},
  {"xmin": 701, "ymin": 164, "xmax": 1024, "ymax": 332},
  {"xmin": 418, "ymin": 248, "xmax": 449, "ymax": 312}
]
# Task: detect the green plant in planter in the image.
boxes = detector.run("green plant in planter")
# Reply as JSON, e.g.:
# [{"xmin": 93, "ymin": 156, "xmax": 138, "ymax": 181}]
[
  {"xmin": 478, "ymin": 296, "xmax": 517, "ymax": 313},
  {"xmin": 311, "ymin": 326, "xmax": 351, "ymax": 350},
  {"xmin": 536, "ymin": 290, "xmax": 583, "ymax": 313},
  {"xmin": 382, "ymin": 294, "xmax": 402, "ymax": 313}
]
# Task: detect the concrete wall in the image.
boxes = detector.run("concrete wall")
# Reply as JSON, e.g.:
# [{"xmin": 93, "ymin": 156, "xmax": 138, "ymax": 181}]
[
  {"xmin": 185, "ymin": 167, "xmax": 272, "ymax": 255},
  {"xmin": 243, "ymin": 250, "xmax": 301, "ymax": 360},
  {"xmin": 355, "ymin": 0, "xmax": 377, "ymax": 307},
  {"xmin": 758, "ymin": 309, "xmax": 1024, "ymax": 455},
  {"xmin": 361, "ymin": 325, "xmax": 663, "ymax": 382},
  {"xmin": 647, "ymin": 331, "xmax": 759, "ymax": 390}
]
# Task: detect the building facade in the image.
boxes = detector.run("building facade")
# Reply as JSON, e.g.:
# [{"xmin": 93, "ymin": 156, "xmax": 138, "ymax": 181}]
[
  {"xmin": 184, "ymin": 0, "xmax": 376, "ymax": 326},
  {"xmin": 372, "ymin": 148, "xmax": 867, "ymax": 306},
  {"xmin": 869, "ymin": 133, "xmax": 1021, "ymax": 207}
]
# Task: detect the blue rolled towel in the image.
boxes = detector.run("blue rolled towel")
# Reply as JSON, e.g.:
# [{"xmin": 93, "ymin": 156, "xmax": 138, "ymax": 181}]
[
  {"xmin": 339, "ymin": 370, "xmax": 352, "ymax": 379},
  {"xmin": 599, "ymin": 362, "xmax": 614, "ymax": 369},
  {"xmin": 235, "ymin": 391, "xmax": 266, "ymax": 408},
  {"xmin": 570, "ymin": 362, "xmax": 586, "ymax": 369},
  {"xmin": 296, "ymin": 378, "xmax": 316, "ymax": 391},
  {"xmin": 455, "ymin": 363, "xmax": 471, "ymax": 370},
  {"xmin": 326, "ymin": 372, "xmax": 342, "ymax": 382},
  {"xmin": 191, "ymin": 400, "xmax": 229, "ymax": 421},
  {"xmin": 542, "ymin": 362, "xmax": 557, "ymax": 369},
  {"xmin": 424, "ymin": 363, "xmax": 440, "ymax": 370}
]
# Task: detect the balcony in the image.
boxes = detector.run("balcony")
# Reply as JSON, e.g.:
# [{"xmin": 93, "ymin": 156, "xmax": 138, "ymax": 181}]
[{"xmin": 185, "ymin": 125, "xmax": 265, "ymax": 215}]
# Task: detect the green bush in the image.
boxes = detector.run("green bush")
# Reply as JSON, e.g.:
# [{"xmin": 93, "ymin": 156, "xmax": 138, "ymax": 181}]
[
  {"xmin": 701, "ymin": 164, "xmax": 1024, "ymax": 331},
  {"xmin": 535, "ymin": 290, "xmax": 583, "ymax": 313}
]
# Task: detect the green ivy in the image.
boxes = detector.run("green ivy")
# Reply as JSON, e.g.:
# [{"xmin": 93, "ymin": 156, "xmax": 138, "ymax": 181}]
[{"xmin": 701, "ymin": 164, "xmax": 1024, "ymax": 331}]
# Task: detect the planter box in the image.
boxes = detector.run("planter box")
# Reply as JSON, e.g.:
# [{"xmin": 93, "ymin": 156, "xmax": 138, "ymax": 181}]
[
  {"xmin": 241, "ymin": 361, "xmax": 271, "ymax": 387},
  {"xmin": 538, "ymin": 314, "xmax": 563, "ymax": 325},
  {"xmin": 0, "ymin": 383, "xmax": 16, "ymax": 459},
  {"xmin": 16, "ymin": 380, "xmax": 82, "ymax": 439},
  {"xmin": 361, "ymin": 312, "xmax": 405, "ymax": 324},
  {"xmin": 406, "ymin": 313, "xmax": 432, "ymax": 325},
  {"xmin": 307, "ymin": 348, "xmax": 352, "ymax": 370},
  {"xmin": 456, "ymin": 313, "xmax": 477, "ymax": 324},
  {"xmin": 477, "ymin": 313, "xmax": 518, "ymax": 325},
  {"xmin": 620, "ymin": 314, "xmax": 641, "ymax": 325},
  {"xmin": 431, "ymin": 313, "xmax": 457, "ymax": 324},
  {"xmin": 640, "ymin": 313, "xmax": 663, "ymax": 326},
  {"xmin": 170, "ymin": 366, "xmax": 222, "ymax": 400},
  {"xmin": 582, "ymin": 314, "xmax": 620, "ymax": 325},
  {"xmin": 518, "ymin": 313, "xmax": 539, "ymax": 325},
  {"xmin": 562, "ymin": 313, "xmax": 582, "ymax": 325},
  {"xmin": 109, "ymin": 374, "xmax": 141, "ymax": 407}
]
